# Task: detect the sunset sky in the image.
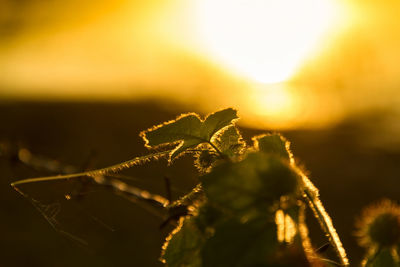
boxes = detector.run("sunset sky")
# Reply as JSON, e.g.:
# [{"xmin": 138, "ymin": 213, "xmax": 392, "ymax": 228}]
[{"xmin": 1, "ymin": 0, "xmax": 399, "ymax": 128}]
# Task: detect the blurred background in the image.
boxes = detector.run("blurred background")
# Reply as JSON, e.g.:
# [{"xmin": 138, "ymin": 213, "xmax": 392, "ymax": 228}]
[{"xmin": 1, "ymin": 0, "xmax": 400, "ymax": 266}]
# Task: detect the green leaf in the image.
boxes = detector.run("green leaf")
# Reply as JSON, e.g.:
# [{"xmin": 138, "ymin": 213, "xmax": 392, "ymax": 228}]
[
  {"xmin": 161, "ymin": 218, "xmax": 204, "ymax": 267},
  {"xmin": 365, "ymin": 248, "xmax": 400, "ymax": 267},
  {"xmin": 213, "ymin": 126, "xmax": 245, "ymax": 158},
  {"xmin": 253, "ymin": 134, "xmax": 292, "ymax": 161},
  {"xmin": 194, "ymin": 126, "xmax": 245, "ymax": 172},
  {"xmin": 202, "ymin": 154, "xmax": 266, "ymax": 220},
  {"xmin": 202, "ymin": 108, "xmax": 239, "ymax": 140},
  {"xmin": 201, "ymin": 152, "xmax": 301, "ymax": 221},
  {"xmin": 201, "ymin": 217, "xmax": 311, "ymax": 267},
  {"xmin": 194, "ymin": 203, "xmax": 225, "ymax": 234},
  {"xmin": 201, "ymin": 218, "xmax": 279, "ymax": 267},
  {"xmin": 140, "ymin": 108, "xmax": 238, "ymax": 162},
  {"xmin": 170, "ymin": 183, "xmax": 204, "ymax": 208}
]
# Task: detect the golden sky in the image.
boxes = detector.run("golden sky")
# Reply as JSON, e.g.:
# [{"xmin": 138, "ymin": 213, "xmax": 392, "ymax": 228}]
[{"xmin": 1, "ymin": 0, "xmax": 399, "ymax": 129}]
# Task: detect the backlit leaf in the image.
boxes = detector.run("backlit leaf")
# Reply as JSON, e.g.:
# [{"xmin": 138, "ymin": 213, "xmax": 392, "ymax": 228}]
[
  {"xmin": 213, "ymin": 126, "xmax": 245, "ymax": 158},
  {"xmin": 140, "ymin": 108, "xmax": 238, "ymax": 162},
  {"xmin": 161, "ymin": 218, "xmax": 204, "ymax": 267},
  {"xmin": 364, "ymin": 248, "xmax": 400, "ymax": 267},
  {"xmin": 202, "ymin": 152, "xmax": 301, "ymax": 221},
  {"xmin": 201, "ymin": 218, "xmax": 278, "ymax": 267},
  {"xmin": 253, "ymin": 134, "xmax": 292, "ymax": 161},
  {"xmin": 202, "ymin": 108, "xmax": 238, "ymax": 140}
]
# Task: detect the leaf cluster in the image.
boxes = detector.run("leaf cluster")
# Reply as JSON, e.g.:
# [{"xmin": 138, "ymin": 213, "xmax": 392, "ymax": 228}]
[{"xmin": 141, "ymin": 108, "xmax": 341, "ymax": 267}]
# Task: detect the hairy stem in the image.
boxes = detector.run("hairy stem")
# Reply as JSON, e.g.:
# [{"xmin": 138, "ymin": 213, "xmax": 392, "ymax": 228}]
[
  {"xmin": 11, "ymin": 150, "xmax": 170, "ymax": 187},
  {"xmin": 301, "ymin": 174, "xmax": 349, "ymax": 266}
]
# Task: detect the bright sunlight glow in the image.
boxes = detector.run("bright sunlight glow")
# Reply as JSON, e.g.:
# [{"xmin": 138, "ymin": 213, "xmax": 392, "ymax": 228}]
[
  {"xmin": 195, "ymin": 0, "xmax": 339, "ymax": 83},
  {"xmin": 252, "ymin": 84, "xmax": 294, "ymax": 117},
  {"xmin": 245, "ymin": 83, "xmax": 301, "ymax": 128}
]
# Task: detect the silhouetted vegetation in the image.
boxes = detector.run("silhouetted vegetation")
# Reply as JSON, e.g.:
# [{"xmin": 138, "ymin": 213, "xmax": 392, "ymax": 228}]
[{"xmin": 11, "ymin": 108, "xmax": 400, "ymax": 266}]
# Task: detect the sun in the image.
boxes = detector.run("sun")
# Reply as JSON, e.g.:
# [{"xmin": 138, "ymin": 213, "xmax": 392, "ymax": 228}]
[{"xmin": 195, "ymin": 0, "xmax": 339, "ymax": 83}]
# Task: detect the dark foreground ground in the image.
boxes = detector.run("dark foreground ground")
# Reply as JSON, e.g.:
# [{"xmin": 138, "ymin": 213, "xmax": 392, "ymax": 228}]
[{"xmin": 0, "ymin": 101, "xmax": 399, "ymax": 267}]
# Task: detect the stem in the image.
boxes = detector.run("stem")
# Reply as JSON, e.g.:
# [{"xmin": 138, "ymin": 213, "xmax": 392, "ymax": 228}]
[
  {"xmin": 94, "ymin": 175, "xmax": 169, "ymax": 208},
  {"xmin": 11, "ymin": 150, "xmax": 169, "ymax": 187},
  {"xmin": 301, "ymin": 174, "xmax": 349, "ymax": 266},
  {"xmin": 207, "ymin": 141, "xmax": 223, "ymax": 156},
  {"xmin": 207, "ymin": 141, "xmax": 231, "ymax": 162}
]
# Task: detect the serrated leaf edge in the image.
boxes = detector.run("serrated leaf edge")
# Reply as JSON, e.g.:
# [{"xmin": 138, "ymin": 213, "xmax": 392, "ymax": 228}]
[
  {"xmin": 140, "ymin": 108, "xmax": 239, "ymax": 162},
  {"xmin": 140, "ymin": 112, "xmax": 201, "ymax": 149}
]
